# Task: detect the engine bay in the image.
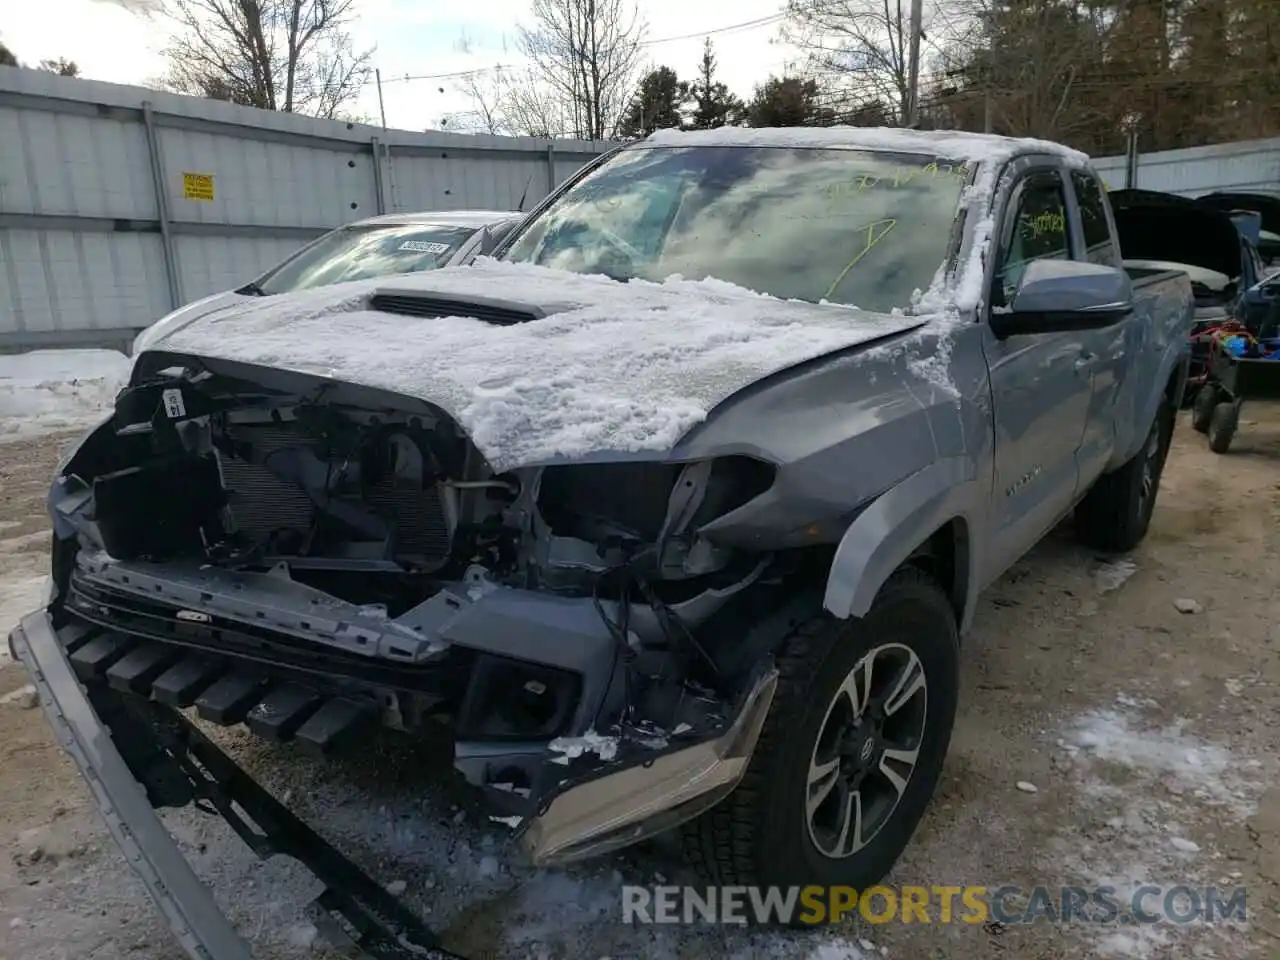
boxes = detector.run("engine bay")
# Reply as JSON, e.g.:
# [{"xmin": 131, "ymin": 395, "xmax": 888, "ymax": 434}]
[{"xmin": 49, "ymin": 359, "xmax": 811, "ymax": 745}]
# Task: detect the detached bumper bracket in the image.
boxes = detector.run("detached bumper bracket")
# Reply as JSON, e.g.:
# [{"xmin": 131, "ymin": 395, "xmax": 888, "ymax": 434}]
[
  {"xmin": 139, "ymin": 698, "xmax": 455, "ymax": 960},
  {"xmin": 11, "ymin": 611, "xmax": 460, "ymax": 960}
]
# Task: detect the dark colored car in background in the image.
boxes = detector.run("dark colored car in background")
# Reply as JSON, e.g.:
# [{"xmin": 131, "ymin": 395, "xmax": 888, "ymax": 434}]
[{"xmin": 1110, "ymin": 188, "xmax": 1266, "ymax": 394}]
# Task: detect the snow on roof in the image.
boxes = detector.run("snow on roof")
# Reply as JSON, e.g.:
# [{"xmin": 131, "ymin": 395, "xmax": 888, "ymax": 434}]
[
  {"xmin": 157, "ymin": 260, "xmax": 927, "ymax": 470},
  {"xmin": 644, "ymin": 125, "xmax": 1090, "ymax": 165}
]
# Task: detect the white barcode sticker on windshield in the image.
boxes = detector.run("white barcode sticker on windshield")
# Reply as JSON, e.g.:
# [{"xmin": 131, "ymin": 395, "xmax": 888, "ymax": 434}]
[
  {"xmin": 161, "ymin": 388, "xmax": 186, "ymax": 419},
  {"xmin": 399, "ymin": 240, "xmax": 451, "ymax": 254}
]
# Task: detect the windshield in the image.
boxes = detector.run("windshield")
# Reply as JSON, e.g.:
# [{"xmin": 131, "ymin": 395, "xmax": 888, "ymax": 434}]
[
  {"xmin": 255, "ymin": 223, "xmax": 480, "ymax": 294},
  {"xmin": 502, "ymin": 146, "xmax": 969, "ymax": 312}
]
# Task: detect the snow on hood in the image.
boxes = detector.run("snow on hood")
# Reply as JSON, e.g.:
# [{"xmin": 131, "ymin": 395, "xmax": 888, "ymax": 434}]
[{"xmin": 153, "ymin": 260, "xmax": 929, "ymax": 470}]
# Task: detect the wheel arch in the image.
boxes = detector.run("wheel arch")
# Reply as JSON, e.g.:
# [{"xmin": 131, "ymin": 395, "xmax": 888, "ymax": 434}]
[{"xmin": 823, "ymin": 457, "xmax": 984, "ymax": 635}]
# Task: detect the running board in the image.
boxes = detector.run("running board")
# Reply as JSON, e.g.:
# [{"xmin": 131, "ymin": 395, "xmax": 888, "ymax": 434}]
[{"xmin": 124, "ymin": 695, "xmax": 460, "ymax": 960}]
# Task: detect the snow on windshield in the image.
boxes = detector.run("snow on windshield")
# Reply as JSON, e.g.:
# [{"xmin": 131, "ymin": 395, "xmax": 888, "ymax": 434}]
[{"xmin": 503, "ymin": 146, "xmax": 970, "ymax": 314}]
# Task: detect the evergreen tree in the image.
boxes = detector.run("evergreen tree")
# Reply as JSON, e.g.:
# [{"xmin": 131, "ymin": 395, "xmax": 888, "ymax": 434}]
[
  {"xmin": 687, "ymin": 38, "xmax": 746, "ymax": 129},
  {"xmin": 617, "ymin": 66, "xmax": 686, "ymax": 139},
  {"xmin": 746, "ymin": 76, "xmax": 835, "ymax": 127}
]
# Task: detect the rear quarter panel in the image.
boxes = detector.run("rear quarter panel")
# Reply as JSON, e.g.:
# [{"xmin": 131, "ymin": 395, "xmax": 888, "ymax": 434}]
[{"xmin": 1110, "ymin": 269, "xmax": 1195, "ymax": 466}]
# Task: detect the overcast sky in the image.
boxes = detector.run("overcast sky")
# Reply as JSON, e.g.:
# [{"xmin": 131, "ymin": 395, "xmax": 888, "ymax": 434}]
[{"xmin": 2, "ymin": 0, "xmax": 801, "ymax": 133}]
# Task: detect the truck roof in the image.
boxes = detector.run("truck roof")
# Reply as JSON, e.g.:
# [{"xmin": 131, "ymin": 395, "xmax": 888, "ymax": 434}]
[
  {"xmin": 348, "ymin": 210, "xmax": 520, "ymax": 229},
  {"xmin": 644, "ymin": 125, "xmax": 1090, "ymax": 166}
]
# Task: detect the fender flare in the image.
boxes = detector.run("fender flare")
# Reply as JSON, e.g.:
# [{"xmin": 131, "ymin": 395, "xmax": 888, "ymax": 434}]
[{"xmin": 823, "ymin": 457, "xmax": 984, "ymax": 629}]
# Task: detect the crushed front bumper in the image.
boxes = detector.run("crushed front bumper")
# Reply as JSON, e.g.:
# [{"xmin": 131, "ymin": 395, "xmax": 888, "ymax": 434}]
[{"xmin": 8, "ymin": 606, "xmax": 777, "ymax": 959}]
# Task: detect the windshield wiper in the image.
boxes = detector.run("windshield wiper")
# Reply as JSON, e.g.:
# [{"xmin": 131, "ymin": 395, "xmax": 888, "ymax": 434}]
[{"xmin": 236, "ymin": 281, "xmax": 267, "ymax": 297}]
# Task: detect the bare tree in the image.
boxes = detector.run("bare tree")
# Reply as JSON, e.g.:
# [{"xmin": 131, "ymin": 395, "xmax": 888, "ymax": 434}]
[
  {"xmin": 160, "ymin": 0, "xmax": 374, "ymax": 118},
  {"xmin": 505, "ymin": 69, "xmax": 577, "ymax": 137},
  {"xmin": 0, "ymin": 40, "xmax": 18, "ymax": 68},
  {"xmin": 783, "ymin": 0, "xmax": 973, "ymax": 125},
  {"xmin": 444, "ymin": 68, "xmax": 514, "ymax": 135},
  {"xmin": 515, "ymin": 0, "xmax": 647, "ymax": 140}
]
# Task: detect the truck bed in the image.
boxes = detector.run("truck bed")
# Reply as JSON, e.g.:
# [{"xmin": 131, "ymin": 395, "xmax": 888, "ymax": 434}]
[{"xmin": 1125, "ymin": 265, "xmax": 1196, "ymax": 289}]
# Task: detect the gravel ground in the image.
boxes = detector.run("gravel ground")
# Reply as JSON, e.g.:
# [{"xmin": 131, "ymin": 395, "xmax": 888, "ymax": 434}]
[{"xmin": 2, "ymin": 413, "xmax": 1278, "ymax": 960}]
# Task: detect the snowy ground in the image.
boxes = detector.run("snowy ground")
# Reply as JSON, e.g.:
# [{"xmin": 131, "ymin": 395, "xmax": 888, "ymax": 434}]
[
  {"xmin": 1, "ymin": 351, "xmax": 1278, "ymax": 960},
  {"xmin": 0, "ymin": 348, "xmax": 131, "ymax": 443}
]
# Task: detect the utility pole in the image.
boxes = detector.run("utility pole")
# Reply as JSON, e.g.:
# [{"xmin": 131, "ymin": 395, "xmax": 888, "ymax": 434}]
[
  {"xmin": 906, "ymin": 0, "xmax": 925, "ymax": 127},
  {"xmin": 1121, "ymin": 113, "xmax": 1142, "ymax": 188},
  {"xmin": 983, "ymin": 34, "xmax": 995, "ymax": 133},
  {"xmin": 374, "ymin": 68, "xmax": 399, "ymax": 212},
  {"xmin": 376, "ymin": 68, "xmax": 388, "ymax": 129}
]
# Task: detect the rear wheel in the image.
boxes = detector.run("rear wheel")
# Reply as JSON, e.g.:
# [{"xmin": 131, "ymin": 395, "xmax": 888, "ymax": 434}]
[
  {"xmin": 682, "ymin": 568, "xmax": 959, "ymax": 919},
  {"xmin": 1191, "ymin": 385, "xmax": 1218, "ymax": 434},
  {"xmin": 1074, "ymin": 400, "xmax": 1174, "ymax": 553}
]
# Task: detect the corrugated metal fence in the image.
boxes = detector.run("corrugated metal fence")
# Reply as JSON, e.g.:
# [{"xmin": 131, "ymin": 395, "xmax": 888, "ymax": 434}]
[
  {"xmin": 0, "ymin": 67, "xmax": 608, "ymax": 351},
  {"xmin": 1092, "ymin": 136, "xmax": 1280, "ymax": 196},
  {"xmin": 3, "ymin": 65, "xmax": 1278, "ymax": 352}
]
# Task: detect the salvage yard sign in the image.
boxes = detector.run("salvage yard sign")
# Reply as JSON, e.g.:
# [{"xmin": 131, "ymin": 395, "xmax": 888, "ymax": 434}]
[{"xmin": 182, "ymin": 173, "xmax": 215, "ymax": 202}]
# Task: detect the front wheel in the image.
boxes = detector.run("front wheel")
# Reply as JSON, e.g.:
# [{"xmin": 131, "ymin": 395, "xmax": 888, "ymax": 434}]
[
  {"xmin": 682, "ymin": 568, "xmax": 960, "ymax": 914},
  {"xmin": 1074, "ymin": 399, "xmax": 1175, "ymax": 553},
  {"xmin": 1208, "ymin": 401, "xmax": 1239, "ymax": 454}
]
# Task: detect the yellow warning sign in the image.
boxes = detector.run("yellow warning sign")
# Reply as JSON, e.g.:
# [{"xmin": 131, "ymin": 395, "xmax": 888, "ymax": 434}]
[{"xmin": 182, "ymin": 172, "xmax": 215, "ymax": 201}]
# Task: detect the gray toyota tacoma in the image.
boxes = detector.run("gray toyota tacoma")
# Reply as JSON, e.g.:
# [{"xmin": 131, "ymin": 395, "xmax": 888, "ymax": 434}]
[{"xmin": 10, "ymin": 126, "xmax": 1214, "ymax": 958}]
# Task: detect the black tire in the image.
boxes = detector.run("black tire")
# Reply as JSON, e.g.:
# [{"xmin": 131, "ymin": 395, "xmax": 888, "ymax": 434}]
[
  {"xmin": 682, "ymin": 567, "xmax": 960, "ymax": 917},
  {"xmin": 1208, "ymin": 401, "xmax": 1238, "ymax": 454},
  {"xmin": 1074, "ymin": 399, "xmax": 1175, "ymax": 553},
  {"xmin": 1191, "ymin": 385, "xmax": 1218, "ymax": 434}
]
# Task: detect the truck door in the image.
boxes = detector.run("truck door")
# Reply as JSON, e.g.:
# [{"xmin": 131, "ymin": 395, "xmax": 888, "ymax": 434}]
[
  {"xmin": 1068, "ymin": 168, "xmax": 1133, "ymax": 489},
  {"xmin": 982, "ymin": 166, "xmax": 1093, "ymax": 578}
]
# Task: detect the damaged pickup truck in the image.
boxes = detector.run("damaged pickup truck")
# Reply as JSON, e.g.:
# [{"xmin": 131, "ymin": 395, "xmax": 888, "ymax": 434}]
[{"xmin": 11, "ymin": 126, "xmax": 1209, "ymax": 958}]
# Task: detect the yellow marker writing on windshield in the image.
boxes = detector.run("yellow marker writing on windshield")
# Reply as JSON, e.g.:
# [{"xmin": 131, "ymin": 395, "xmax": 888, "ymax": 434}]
[
  {"xmin": 825, "ymin": 218, "xmax": 897, "ymax": 300},
  {"xmin": 826, "ymin": 162, "xmax": 970, "ymax": 201}
]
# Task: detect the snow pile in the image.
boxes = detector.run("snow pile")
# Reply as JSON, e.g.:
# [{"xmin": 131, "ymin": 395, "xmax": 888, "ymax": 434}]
[
  {"xmin": 0, "ymin": 349, "xmax": 130, "ymax": 443},
  {"xmin": 549, "ymin": 729, "xmax": 619, "ymax": 763},
  {"xmin": 1047, "ymin": 697, "xmax": 1262, "ymax": 958},
  {"xmin": 1093, "ymin": 559, "xmax": 1139, "ymax": 595},
  {"xmin": 159, "ymin": 260, "xmax": 927, "ymax": 471}
]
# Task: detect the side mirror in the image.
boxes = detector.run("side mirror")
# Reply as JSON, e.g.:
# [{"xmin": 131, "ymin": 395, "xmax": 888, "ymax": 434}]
[{"xmin": 992, "ymin": 259, "xmax": 1133, "ymax": 339}]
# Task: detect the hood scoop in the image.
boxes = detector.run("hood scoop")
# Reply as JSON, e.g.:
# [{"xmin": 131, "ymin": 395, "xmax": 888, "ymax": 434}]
[{"xmin": 370, "ymin": 292, "xmax": 546, "ymax": 326}]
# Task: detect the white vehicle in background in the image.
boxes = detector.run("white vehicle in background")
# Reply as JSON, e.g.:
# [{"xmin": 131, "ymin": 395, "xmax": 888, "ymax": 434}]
[{"xmin": 132, "ymin": 210, "xmax": 523, "ymax": 354}]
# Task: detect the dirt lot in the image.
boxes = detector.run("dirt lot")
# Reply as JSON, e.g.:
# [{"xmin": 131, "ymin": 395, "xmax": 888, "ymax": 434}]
[{"xmin": 2, "ymin": 414, "xmax": 1278, "ymax": 960}]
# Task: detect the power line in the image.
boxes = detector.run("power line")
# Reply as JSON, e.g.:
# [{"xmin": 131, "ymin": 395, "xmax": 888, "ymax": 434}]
[
  {"xmin": 639, "ymin": 13, "xmax": 786, "ymax": 46},
  {"xmin": 372, "ymin": 12, "xmax": 787, "ymax": 87}
]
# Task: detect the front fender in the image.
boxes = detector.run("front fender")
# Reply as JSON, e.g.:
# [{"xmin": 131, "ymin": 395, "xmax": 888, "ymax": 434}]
[{"xmin": 823, "ymin": 457, "xmax": 984, "ymax": 631}]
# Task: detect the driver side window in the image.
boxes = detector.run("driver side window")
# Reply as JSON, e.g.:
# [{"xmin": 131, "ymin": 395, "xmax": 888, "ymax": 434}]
[{"xmin": 995, "ymin": 171, "xmax": 1072, "ymax": 308}]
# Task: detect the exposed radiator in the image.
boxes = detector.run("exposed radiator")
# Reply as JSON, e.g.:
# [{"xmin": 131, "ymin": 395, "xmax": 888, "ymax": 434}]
[
  {"xmin": 217, "ymin": 424, "xmax": 450, "ymax": 565},
  {"xmin": 218, "ymin": 425, "xmax": 315, "ymax": 543}
]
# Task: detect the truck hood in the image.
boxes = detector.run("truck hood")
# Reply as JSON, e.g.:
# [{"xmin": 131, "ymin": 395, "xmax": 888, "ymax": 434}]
[
  {"xmin": 149, "ymin": 260, "xmax": 931, "ymax": 471},
  {"xmin": 1110, "ymin": 189, "xmax": 1243, "ymax": 281},
  {"xmin": 131, "ymin": 289, "xmax": 253, "ymax": 356}
]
